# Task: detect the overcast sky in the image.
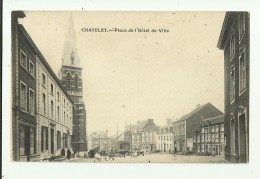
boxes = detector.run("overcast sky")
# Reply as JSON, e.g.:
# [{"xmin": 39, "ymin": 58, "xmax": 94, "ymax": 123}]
[{"xmin": 20, "ymin": 11, "xmax": 225, "ymax": 136}]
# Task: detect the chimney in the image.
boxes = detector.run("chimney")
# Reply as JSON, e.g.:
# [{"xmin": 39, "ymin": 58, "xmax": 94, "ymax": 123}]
[
  {"xmin": 148, "ymin": 119, "xmax": 153, "ymax": 123},
  {"xmin": 196, "ymin": 104, "xmax": 201, "ymax": 108}
]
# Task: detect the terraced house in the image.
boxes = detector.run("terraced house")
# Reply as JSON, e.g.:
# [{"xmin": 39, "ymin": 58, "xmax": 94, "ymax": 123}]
[{"xmin": 11, "ymin": 11, "xmax": 73, "ymax": 161}]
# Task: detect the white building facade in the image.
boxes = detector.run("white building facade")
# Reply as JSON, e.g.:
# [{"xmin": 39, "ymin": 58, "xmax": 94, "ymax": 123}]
[{"xmin": 36, "ymin": 54, "xmax": 73, "ymax": 159}]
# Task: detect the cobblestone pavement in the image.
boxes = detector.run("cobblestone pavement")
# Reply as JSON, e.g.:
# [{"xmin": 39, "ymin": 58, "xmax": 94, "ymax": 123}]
[{"xmin": 67, "ymin": 153, "xmax": 226, "ymax": 163}]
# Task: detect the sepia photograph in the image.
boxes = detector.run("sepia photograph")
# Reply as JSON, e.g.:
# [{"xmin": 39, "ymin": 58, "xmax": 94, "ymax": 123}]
[{"xmin": 10, "ymin": 11, "xmax": 250, "ymax": 164}]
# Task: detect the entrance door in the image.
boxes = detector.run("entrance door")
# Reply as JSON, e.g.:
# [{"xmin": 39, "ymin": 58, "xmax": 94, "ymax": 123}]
[
  {"xmin": 239, "ymin": 114, "xmax": 247, "ymax": 162},
  {"xmin": 51, "ymin": 129, "xmax": 54, "ymax": 154}
]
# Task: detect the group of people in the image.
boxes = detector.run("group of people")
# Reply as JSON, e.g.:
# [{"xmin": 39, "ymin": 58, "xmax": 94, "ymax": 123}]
[{"xmin": 60, "ymin": 148, "xmax": 72, "ymax": 160}]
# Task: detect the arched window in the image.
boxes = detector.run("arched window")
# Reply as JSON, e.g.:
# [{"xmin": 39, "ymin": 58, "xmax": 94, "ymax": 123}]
[
  {"xmin": 66, "ymin": 72, "xmax": 71, "ymax": 91},
  {"xmin": 75, "ymin": 73, "xmax": 79, "ymax": 92}
]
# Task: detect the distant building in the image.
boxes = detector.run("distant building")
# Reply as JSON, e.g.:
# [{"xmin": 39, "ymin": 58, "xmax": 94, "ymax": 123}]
[
  {"xmin": 124, "ymin": 119, "xmax": 158, "ymax": 152},
  {"xmin": 59, "ymin": 14, "xmax": 87, "ymax": 152},
  {"xmin": 112, "ymin": 133, "xmax": 130, "ymax": 151},
  {"xmin": 193, "ymin": 115, "xmax": 225, "ymax": 155},
  {"xmin": 88, "ymin": 131, "xmax": 112, "ymax": 151},
  {"xmin": 174, "ymin": 103, "xmax": 223, "ymax": 153},
  {"xmin": 217, "ymin": 12, "xmax": 249, "ymax": 163},
  {"xmin": 156, "ymin": 119, "xmax": 174, "ymax": 153},
  {"xmin": 141, "ymin": 119, "xmax": 158, "ymax": 153}
]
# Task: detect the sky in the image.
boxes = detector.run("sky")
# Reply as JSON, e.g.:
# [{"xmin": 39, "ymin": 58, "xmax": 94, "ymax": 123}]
[{"xmin": 20, "ymin": 11, "xmax": 225, "ymax": 136}]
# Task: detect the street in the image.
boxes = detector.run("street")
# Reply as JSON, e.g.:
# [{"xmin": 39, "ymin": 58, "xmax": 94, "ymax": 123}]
[{"xmin": 68, "ymin": 153, "xmax": 226, "ymax": 163}]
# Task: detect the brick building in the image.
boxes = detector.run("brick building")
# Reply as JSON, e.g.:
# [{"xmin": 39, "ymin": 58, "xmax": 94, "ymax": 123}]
[
  {"xmin": 193, "ymin": 115, "xmax": 225, "ymax": 155},
  {"xmin": 174, "ymin": 103, "xmax": 223, "ymax": 153},
  {"xmin": 217, "ymin": 12, "xmax": 249, "ymax": 163},
  {"xmin": 11, "ymin": 11, "xmax": 37, "ymax": 161}
]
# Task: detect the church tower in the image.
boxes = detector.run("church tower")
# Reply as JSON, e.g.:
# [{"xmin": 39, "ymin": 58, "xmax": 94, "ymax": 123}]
[{"xmin": 60, "ymin": 13, "xmax": 87, "ymax": 152}]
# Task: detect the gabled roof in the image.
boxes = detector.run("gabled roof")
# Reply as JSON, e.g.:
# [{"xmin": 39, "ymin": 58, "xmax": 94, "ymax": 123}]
[{"xmin": 174, "ymin": 103, "xmax": 209, "ymax": 123}]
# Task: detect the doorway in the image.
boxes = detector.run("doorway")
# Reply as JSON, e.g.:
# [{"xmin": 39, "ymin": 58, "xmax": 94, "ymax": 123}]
[
  {"xmin": 51, "ymin": 129, "xmax": 54, "ymax": 154},
  {"xmin": 239, "ymin": 114, "xmax": 247, "ymax": 162}
]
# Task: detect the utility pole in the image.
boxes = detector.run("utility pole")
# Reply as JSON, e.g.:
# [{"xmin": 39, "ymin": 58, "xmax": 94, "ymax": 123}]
[{"xmin": 117, "ymin": 123, "xmax": 118, "ymax": 151}]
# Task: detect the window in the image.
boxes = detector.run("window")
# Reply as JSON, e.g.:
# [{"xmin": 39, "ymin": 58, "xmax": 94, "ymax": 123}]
[
  {"xmin": 220, "ymin": 133, "xmax": 225, "ymax": 143},
  {"xmin": 57, "ymin": 91, "xmax": 60, "ymax": 101},
  {"xmin": 20, "ymin": 82, "xmax": 27, "ymax": 111},
  {"xmin": 239, "ymin": 48, "xmax": 246, "ymax": 93},
  {"xmin": 75, "ymin": 73, "xmax": 79, "ymax": 92},
  {"xmin": 197, "ymin": 135, "xmax": 200, "ymax": 143},
  {"xmin": 201, "ymin": 135, "xmax": 204, "ymax": 142},
  {"xmin": 51, "ymin": 84, "xmax": 54, "ymax": 94},
  {"xmin": 42, "ymin": 93, "xmax": 46, "ymax": 114},
  {"xmin": 64, "ymin": 99, "xmax": 65, "ymax": 106},
  {"xmin": 51, "ymin": 100, "xmax": 54, "ymax": 119},
  {"xmin": 57, "ymin": 106, "xmax": 60, "ymax": 122},
  {"xmin": 41, "ymin": 127, "xmax": 48, "ymax": 152},
  {"xmin": 215, "ymin": 133, "xmax": 219, "ymax": 143},
  {"xmin": 20, "ymin": 50, "xmax": 27, "ymax": 69},
  {"xmin": 211, "ymin": 133, "xmax": 215, "ymax": 142},
  {"xmin": 42, "ymin": 73, "xmax": 46, "ymax": 86},
  {"xmin": 66, "ymin": 72, "xmax": 71, "ymax": 91},
  {"xmin": 220, "ymin": 124, "xmax": 224, "ymax": 132},
  {"xmin": 238, "ymin": 13, "xmax": 245, "ymax": 41},
  {"xmin": 201, "ymin": 127, "xmax": 204, "ymax": 133},
  {"xmin": 230, "ymin": 32, "xmax": 235, "ymax": 61},
  {"xmin": 29, "ymin": 60, "xmax": 35, "ymax": 77},
  {"xmin": 211, "ymin": 126, "xmax": 215, "ymax": 132},
  {"xmin": 57, "ymin": 131, "xmax": 61, "ymax": 149},
  {"xmin": 29, "ymin": 89, "xmax": 34, "ymax": 115},
  {"xmin": 215, "ymin": 125, "xmax": 219, "ymax": 132},
  {"xmin": 64, "ymin": 111, "xmax": 65, "ymax": 124},
  {"xmin": 230, "ymin": 66, "xmax": 235, "ymax": 103}
]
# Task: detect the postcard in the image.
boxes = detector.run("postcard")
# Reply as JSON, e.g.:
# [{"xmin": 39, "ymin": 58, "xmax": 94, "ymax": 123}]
[{"xmin": 10, "ymin": 11, "xmax": 249, "ymax": 163}]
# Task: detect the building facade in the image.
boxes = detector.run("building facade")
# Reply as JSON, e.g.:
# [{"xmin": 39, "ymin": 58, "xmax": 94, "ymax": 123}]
[
  {"xmin": 124, "ymin": 119, "xmax": 158, "ymax": 152},
  {"xmin": 141, "ymin": 119, "xmax": 158, "ymax": 153},
  {"xmin": 193, "ymin": 115, "xmax": 225, "ymax": 155},
  {"xmin": 174, "ymin": 103, "xmax": 223, "ymax": 153},
  {"xmin": 12, "ymin": 11, "xmax": 37, "ymax": 161},
  {"xmin": 60, "ymin": 14, "xmax": 87, "ymax": 152},
  {"xmin": 11, "ymin": 11, "xmax": 73, "ymax": 161},
  {"xmin": 156, "ymin": 119, "xmax": 174, "ymax": 153},
  {"xmin": 217, "ymin": 12, "xmax": 249, "ymax": 163},
  {"xmin": 36, "ymin": 52, "xmax": 73, "ymax": 159}
]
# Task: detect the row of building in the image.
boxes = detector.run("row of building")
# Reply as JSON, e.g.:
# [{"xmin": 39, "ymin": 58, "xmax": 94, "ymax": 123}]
[
  {"xmin": 11, "ymin": 11, "xmax": 87, "ymax": 161},
  {"xmin": 88, "ymin": 103, "xmax": 225, "ymax": 155}
]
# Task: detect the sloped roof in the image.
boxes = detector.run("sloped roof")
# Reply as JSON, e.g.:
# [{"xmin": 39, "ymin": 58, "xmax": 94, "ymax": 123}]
[
  {"xmin": 174, "ymin": 103, "xmax": 209, "ymax": 123},
  {"xmin": 202, "ymin": 115, "xmax": 224, "ymax": 125}
]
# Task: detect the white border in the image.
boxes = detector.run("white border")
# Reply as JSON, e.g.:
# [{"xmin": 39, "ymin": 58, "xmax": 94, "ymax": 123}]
[{"xmin": 2, "ymin": 0, "xmax": 260, "ymax": 179}]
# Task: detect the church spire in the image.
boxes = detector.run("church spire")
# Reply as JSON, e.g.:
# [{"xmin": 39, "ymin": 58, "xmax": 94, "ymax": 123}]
[{"xmin": 62, "ymin": 13, "xmax": 80, "ymax": 67}]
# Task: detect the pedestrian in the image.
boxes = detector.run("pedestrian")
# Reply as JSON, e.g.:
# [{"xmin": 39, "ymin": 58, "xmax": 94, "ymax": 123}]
[
  {"xmin": 67, "ymin": 148, "xmax": 71, "ymax": 160},
  {"xmin": 61, "ymin": 148, "xmax": 65, "ymax": 157}
]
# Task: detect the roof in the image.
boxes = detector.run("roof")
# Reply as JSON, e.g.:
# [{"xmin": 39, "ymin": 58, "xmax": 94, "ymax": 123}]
[
  {"xmin": 18, "ymin": 24, "xmax": 74, "ymax": 104},
  {"xmin": 217, "ymin": 12, "xmax": 247, "ymax": 49},
  {"xmin": 174, "ymin": 103, "xmax": 209, "ymax": 123},
  {"xmin": 201, "ymin": 115, "xmax": 224, "ymax": 126}
]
